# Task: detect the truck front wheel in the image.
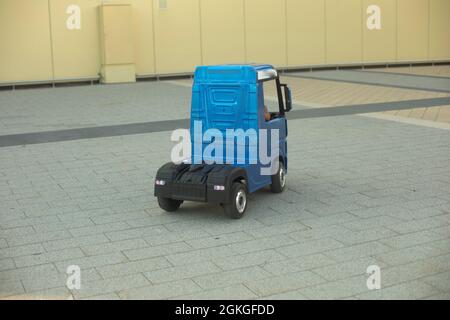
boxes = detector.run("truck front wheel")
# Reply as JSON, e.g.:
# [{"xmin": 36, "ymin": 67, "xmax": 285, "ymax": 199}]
[
  {"xmin": 271, "ymin": 162, "xmax": 286, "ymax": 193},
  {"xmin": 223, "ymin": 182, "xmax": 248, "ymax": 219},
  {"xmin": 158, "ymin": 197, "xmax": 183, "ymax": 212}
]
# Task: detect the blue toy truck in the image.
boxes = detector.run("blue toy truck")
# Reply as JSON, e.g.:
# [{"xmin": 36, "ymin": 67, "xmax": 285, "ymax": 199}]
[{"xmin": 154, "ymin": 64, "xmax": 292, "ymax": 218}]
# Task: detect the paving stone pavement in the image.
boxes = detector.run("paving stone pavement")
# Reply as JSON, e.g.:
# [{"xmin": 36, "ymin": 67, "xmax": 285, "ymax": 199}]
[{"xmin": 0, "ymin": 80, "xmax": 450, "ymax": 300}]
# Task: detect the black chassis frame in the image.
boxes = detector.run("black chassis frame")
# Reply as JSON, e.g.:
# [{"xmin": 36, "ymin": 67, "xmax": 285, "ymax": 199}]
[{"xmin": 154, "ymin": 162, "xmax": 248, "ymax": 205}]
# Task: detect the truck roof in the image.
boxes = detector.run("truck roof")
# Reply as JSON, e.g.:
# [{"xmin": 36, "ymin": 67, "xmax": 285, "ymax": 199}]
[{"xmin": 194, "ymin": 64, "xmax": 278, "ymax": 83}]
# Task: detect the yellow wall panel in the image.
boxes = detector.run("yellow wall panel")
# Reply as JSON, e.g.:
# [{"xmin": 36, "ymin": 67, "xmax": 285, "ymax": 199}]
[
  {"xmin": 397, "ymin": 0, "xmax": 429, "ymax": 61},
  {"xmin": 132, "ymin": 0, "xmax": 155, "ymax": 75},
  {"xmin": 362, "ymin": 0, "xmax": 396, "ymax": 62},
  {"xmin": 245, "ymin": 0, "xmax": 287, "ymax": 67},
  {"xmin": 326, "ymin": 0, "xmax": 363, "ymax": 64},
  {"xmin": 153, "ymin": 0, "xmax": 201, "ymax": 74},
  {"xmin": 287, "ymin": 0, "xmax": 326, "ymax": 66},
  {"xmin": 200, "ymin": 0, "xmax": 245, "ymax": 65},
  {"xmin": 0, "ymin": 0, "xmax": 53, "ymax": 83},
  {"xmin": 49, "ymin": 0, "xmax": 101, "ymax": 80},
  {"xmin": 100, "ymin": 4, "xmax": 134, "ymax": 65},
  {"xmin": 429, "ymin": 0, "xmax": 450, "ymax": 60}
]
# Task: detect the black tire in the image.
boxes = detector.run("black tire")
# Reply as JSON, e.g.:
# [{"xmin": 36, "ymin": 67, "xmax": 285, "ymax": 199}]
[
  {"xmin": 271, "ymin": 161, "xmax": 286, "ymax": 193},
  {"xmin": 158, "ymin": 197, "xmax": 182, "ymax": 212},
  {"xmin": 223, "ymin": 182, "xmax": 248, "ymax": 219}
]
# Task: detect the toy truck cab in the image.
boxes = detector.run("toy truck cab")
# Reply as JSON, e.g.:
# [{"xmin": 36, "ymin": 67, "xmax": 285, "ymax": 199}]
[{"xmin": 154, "ymin": 64, "xmax": 292, "ymax": 218}]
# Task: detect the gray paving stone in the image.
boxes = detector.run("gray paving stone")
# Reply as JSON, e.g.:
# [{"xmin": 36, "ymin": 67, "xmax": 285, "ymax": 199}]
[
  {"xmin": 331, "ymin": 227, "xmax": 398, "ymax": 245},
  {"xmin": 428, "ymin": 239, "xmax": 450, "ymax": 253},
  {"xmin": 262, "ymin": 253, "xmax": 335, "ymax": 276},
  {"xmin": 374, "ymin": 244, "xmax": 445, "ymax": 266},
  {"xmin": 424, "ymin": 253, "xmax": 450, "ymax": 272},
  {"xmin": 0, "ymin": 226, "xmax": 35, "ymax": 238},
  {"xmin": 185, "ymin": 232, "xmax": 254, "ymax": 249},
  {"xmin": 276, "ymin": 238, "xmax": 344, "ymax": 258},
  {"xmin": 300, "ymin": 212, "xmax": 359, "ymax": 228},
  {"xmin": 301, "ymin": 275, "xmax": 370, "ymax": 300},
  {"xmin": 43, "ymin": 234, "xmax": 110, "ymax": 252},
  {"xmin": 145, "ymin": 261, "xmax": 220, "ymax": 284},
  {"xmin": 257, "ymin": 290, "xmax": 309, "ymax": 300},
  {"xmin": 356, "ymin": 280, "xmax": 440, "ymax": 300},
  {"xmin": 0, "ymin": 243, "xmax": 45, "ymax": 259},
  {"xmin": 33, "ymin": 218, "xmax": 94, "ymax": 233},
  {"xmin": 0, "ymin": 258, "xmax": 15, "ymax": 272},
  {"xmin": 288, "ymin": 224, "xmax": 349, "ymax": 242},
  {"xmin": 421, "ymin": 271, "xmax": 450, "ymax": 293},
  {"xmin": 312, "ymin": 257, "xmax": 387, "ymax": 282},
  {"xmin": 228, "ymin": 234, "xmax": 297, "ymax": 255},
  {"xmin": 144, "ymin": 228, "xmax": 212, "ymax": 246},
  {"xmin": 175, "ymin": 284, "xmax": 258, "ymax": 300},
  {"xmin": 14, "ymin": 248, "xmax": 85, "ymax": 268},
  {"xmin": 324, "ymin": 241, "xmax": 393, "ymax": 262},
  {"xmin": 0, "ymin": 263, "xmax": 58, "ymax": 282},
  {"xmin": 83, "ymin": 293, "xmax": 121, "ymax": 300},
  {"xmin": 105, "ymin": 225, "xmax": 168, "ymax": 242},
  {"xmin": 166, "ymin": 245, "xmax": 236, "ymax": 266},
  {"xmin": 118, "ymin": 279, "xmax": 201, "ymax": 300},
  {"xmin": 433, "ymin": 224, "xmax": 450, "ymax": 236},
  {"xmin": 401, "ymin": 198, "xmax": 448, "ymax": 210},
  {"xmin": 69, "ymin": 222, "xmax": 131, "ymax": 237},
  {"xmin": 7, "ymin": 230, "xmax": 72, "ymax": 247},
  {"xmin": 423, "ymin": 292, "xmax": 450, "ymax": 300},
  {"xmin": 124, "ymin": 242, "xmax": 192, "ymax": 261},
  {"xmin": 380, "ymin": 230, "xmax": 447, "ymax": 249},
  {"xmin": 193, "ymin": 266, "xmax": 271, "ymax": 290},
  {"xmin": 11, "ymin": 287, "xmax": 73, "ymax": 300},
  {"xmin": 0, "ymin": 280, "xmax": 25, "ymax": 298},
  {"xmin": 81, "ymin": 238, "xmax": 149, "ymax": 256},
  {"xmin": 213, "ymin": 249, "xmax": 286, "ymax": 271},
  {"xmin": 54, "ymin": 252, "xmax": 128, "ymax": 272},
  {"xmin": 74, "ymin": 274, "xmax": 150, "ymax": 299},
  {"xmin": 381, "ymin": 260, "xmax": 445, "ymax": 287},
  {"xmin": 245, "ymin": 271, "xmax": 325, "ymax": 297},
  {"xmin": 97, "ymin": 257, "xmax": 170, "ymax": 279},
  {"xmin": 340, "ymin": 215, "xmax": 404, "ymax": 231},
  {"xmin": 21, "ymin": 268, "xmax": 101, "ymax": 292}
]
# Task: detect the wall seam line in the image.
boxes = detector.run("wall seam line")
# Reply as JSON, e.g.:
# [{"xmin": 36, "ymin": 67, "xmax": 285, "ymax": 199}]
[
  {"xmin": 151, "ymin": 0, "xmax": 158, "ymax": 75},
  {"xmin": 198, "ymin": 0, "xmax": 204, "ymax": 66},
  {"xmin": 47, "ymin": 0, "xmax": 56, "ymax": 83},
  {"xmin": 243, "ymin": 0, "xmax": 248, "ymax": 63}
]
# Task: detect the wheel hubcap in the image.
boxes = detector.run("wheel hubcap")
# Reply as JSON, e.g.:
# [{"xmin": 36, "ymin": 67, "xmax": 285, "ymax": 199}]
[
  {"xmin": 280, "ymin": 166, "xmax": 286, "ymax": 188},
  {"xmin": 235, "ymin": 190, "xmax": 247, "ymax": 214}
]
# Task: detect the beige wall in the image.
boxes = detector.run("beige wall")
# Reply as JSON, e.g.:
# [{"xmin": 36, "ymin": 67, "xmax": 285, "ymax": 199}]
[
  {"xmin": 0, "ymin": 0, "xmax": 54, "ymax": 83},
  {"xmin": 363, "ymin": 0, "xmax": 397, "ymax": 62},
  {"xmin": 397, "ymin": 0, "xmax": 429, "ymax": 61},
  {"xmin": 287, "ymin": 0, "xmax": 326, "ymax": 66},
  {"xmin": 429, "ymin": 0, "xmax": 450, "ymax": 60},
  {"xmin": 1, "ymin": 0, "xmax": 449, "ymax": 84}
]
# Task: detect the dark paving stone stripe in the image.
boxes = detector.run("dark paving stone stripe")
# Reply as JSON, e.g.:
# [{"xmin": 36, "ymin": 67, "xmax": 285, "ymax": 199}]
[
  {"xmin": 287, "ymin": 97, "xmax": 450, "ymax": 120},
  {"xmin": 0, "ymin": 119, "xmax": 189, "ymax": 148},
  {"xmin": 352, "ymin": 69, "xmax": 450, "ymax": 80},
  {"xmin": 287, "ymin": 70, "xmax": 450, "ymax": 93},
  {"xmin": 0, "ymin": 97, "xmax": 449, "ymax": 148}
]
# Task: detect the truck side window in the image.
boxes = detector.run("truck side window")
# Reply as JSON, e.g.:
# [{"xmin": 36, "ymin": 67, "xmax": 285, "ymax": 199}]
[{"xmin": 263, "ymin": 80, "xmax": 280, "ymax": 119}]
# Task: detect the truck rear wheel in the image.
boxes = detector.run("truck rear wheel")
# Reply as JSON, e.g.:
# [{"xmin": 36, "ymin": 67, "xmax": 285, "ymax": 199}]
[
  {"xmin": 223, "ymin": 182, "xmax": 248, "ymax": 219},
  {"xmin": 271, "ymin": 162, "xmax": 286, "ymax": 193},
  {"xmin": 158, "ymin": 197, "xmax": 182, "ymax": 212}
]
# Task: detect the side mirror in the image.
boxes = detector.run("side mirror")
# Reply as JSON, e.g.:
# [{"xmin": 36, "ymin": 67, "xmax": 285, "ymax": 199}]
[{"xmin": 283, "ymin": 85, "xmax": 292, "ymax": 112}]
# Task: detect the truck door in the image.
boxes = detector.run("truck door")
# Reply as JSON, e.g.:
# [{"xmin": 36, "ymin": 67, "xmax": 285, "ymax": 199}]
[{"xmin": 254, "ymin": 78, "xmax": 288, "ymax": 190}]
